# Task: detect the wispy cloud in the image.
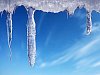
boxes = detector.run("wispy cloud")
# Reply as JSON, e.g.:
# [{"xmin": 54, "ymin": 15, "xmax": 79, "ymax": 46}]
[
  {"xmin": 39, "ymin": 52, "xmax": 74, "ymax": 68},
  {"xmin": 39, "ymin": 47, "xmax": 75, "ymax": 68},
  {"xmin": 37, "ymin": 13, "xmax": 47, "ymax": 33},
  {"xmin": 75, "ymin": 56, "xmax": 96, "ymax": 69},
  {"xmin": 75, "ymin": 37, "xmax": 100, "ymax": 60},
  {"xmin": 39, "ymin": 36, "xmax": 100, "ymax": 68},
  {"xmin": 40, "ymin": 62, "xmax": 47, "ymax": 68},
  {"xmin": 44, "ymin": 31, "xmax": 52, "ymax": 46},
  {"xmin": 74, "ymin": 22, "xmax": 100, "ymax": 69},
  {"xmin": 92, "ymin": 61, "xmax": 100, "ymax": 67},
  {"xmin": 95, "ymin": 73, "xmax": 100, "ymax": 75},
  {"xmin": 44, "ymin": 26, "xmax": 56, "ymax": 46},
  {"xmin": 39, "ymin": 22, "xmax": 100, "ymax": 69}
]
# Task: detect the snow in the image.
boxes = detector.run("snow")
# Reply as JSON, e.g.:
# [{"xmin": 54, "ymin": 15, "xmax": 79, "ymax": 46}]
[{"xmin": 0, "ymin": 0, "xmax": 100, "ymax": 13}]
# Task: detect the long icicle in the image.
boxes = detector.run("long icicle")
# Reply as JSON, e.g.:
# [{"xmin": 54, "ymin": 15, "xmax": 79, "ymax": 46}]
[
  {"xmin": 86, "ymin": 11, "xmax": 92, "ymax": 35},
  {"xmin": 6, "ymin": 12, "xmax": 12, "ymax": 60},
  {"xmin": 27, "ymin": 7, "xmax": 36, "ymax": 67}
]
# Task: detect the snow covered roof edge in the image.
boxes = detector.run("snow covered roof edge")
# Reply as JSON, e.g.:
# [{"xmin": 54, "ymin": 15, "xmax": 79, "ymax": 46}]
[{"xmin": 0, "ymin": 0, "xmax": 100, "ymax": 14}]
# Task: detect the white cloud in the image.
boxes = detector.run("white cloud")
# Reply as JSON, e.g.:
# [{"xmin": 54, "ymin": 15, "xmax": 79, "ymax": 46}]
[
  {"xmin": 39, "ymin": 22, "xmax": 100, "ymax": 68},
  {"xmin": 75, "ymin": 56, "xmax": 96, "ymax": 69},
  {"xmin": 95, "ymin": 73, "xmax": 100, "ymax": 75},
  {"xmin": 39, "ymin": 52, "xmax": 74, "ymax": 68},
  {"xmin": 37, "ymin": 13, "xmax": 47, "ymax": 32},
  {"xmin": 50, "ymin": 53, "xmax": 74, "ymax": 66},
  {"xmin": 75, "ymin": 37, "xmax": 100, "ymax": 60},
  {"xmin": 44, "ymin": 31, "xmax": 52, "ymax": 46},
  {"xmin": 40, "ymin": 62, "xmax": 47, "ymax": 68},
  {"xmin": 44, "ymin": 25, "xmax": 56, "ymax": 47},
  {"xmin": 76, "ymin": 24, "xmax": 100, "ymax": 60},
  {"xmin": 39, "ymin": 35, "xmax": 100, "ymax": 68},
  {"xmin": 92, "ymin": 61, "xmax": 100, "ymax": 67}
]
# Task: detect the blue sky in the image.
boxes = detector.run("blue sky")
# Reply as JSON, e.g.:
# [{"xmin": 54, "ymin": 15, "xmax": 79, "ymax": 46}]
[{"xmin": 0, "ymin": 6, "xmax": 100, "ymax": 75}]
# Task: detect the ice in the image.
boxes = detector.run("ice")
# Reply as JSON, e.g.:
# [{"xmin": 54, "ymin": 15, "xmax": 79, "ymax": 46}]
[
  {"xmin": 0, "ymin": 0, "xmax": 100, "ymax": 13},
  {"xmin": 0, "ymin": 0, "xmax": 100, "ymax": 67},
  {"xmin": 86, "ymin": 11, "xmax": 92, "ymax": 35},
  {"xmin": 6, "ymin": 12, "xmax": 12, "ymax": 60},
  {"xmin": 27, "ymin": 7, "xmax": 36, "ymax": 67}
]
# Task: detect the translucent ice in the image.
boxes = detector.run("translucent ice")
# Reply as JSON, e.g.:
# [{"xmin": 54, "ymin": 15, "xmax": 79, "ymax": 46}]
[
  {"xmin": 27, "ymin": 7, "xmax": 36, "ymax": 67},
  {"xmin": 6, "ymin": 12, "xmax": 12, "ymax": 60},
  {"xmin": 86, "ymin": 11, "xmax": 92, "ymax": 35}
]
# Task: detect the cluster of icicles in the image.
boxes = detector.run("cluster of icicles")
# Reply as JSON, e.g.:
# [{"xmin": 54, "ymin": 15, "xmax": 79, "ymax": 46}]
[
  {"xmin": 3, "ymin": 7, "xmax": 92, "ymax": 67},
  {"xmin": 6, "ymin": 7, "xmax": 36, "ymax": 67},
  {"xmin": 1, "ymin": 0, "xmax": 98, "ymax": 67}
]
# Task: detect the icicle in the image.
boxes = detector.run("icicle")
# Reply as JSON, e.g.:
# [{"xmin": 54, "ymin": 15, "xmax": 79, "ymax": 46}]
[
  {"xmin": 66, "ymin": 9, "xmax": 69, "ymax": 19},
  {"xmin": 0, "ymin": 11, "xmax": 3, "ymax": 17},
  {"xmin": 27, "ymin": 7, "xmax": 36, "ymax": 67},
  {"xmin": 86, "ymin": 11, "xmax": 92, "ymax": 35},
  {"xmin": 66, "ymin": 10, "xmax": 69, "ymax": 19},
  {"xmin": 6, "ymin": 12, "xmax": 12, "ymax": 60}
]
